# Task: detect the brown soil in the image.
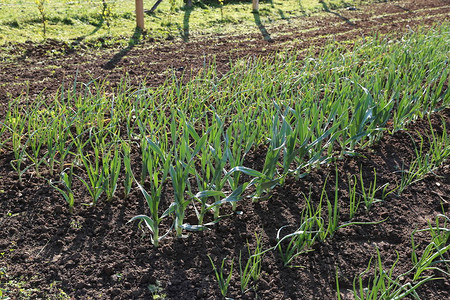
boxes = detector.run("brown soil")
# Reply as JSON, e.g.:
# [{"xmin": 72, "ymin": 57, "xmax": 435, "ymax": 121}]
[{"xmin": 1, "ymin": 0, "xmax": 449, "ymax": 299}]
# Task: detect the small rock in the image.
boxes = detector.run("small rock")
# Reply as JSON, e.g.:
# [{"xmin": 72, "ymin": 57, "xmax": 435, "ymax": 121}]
[
  {"xmin": 54, "ymin": 205, "xmax": 63, "ymax": 214},
  {"xmin": 102, "ymin": 265, "xmax": 114, "ymax": 276}
]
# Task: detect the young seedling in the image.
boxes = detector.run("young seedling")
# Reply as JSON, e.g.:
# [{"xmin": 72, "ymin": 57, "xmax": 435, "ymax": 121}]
[
  {"xmin": 348, "ymin": 174, "xmax": 361, "ymax": 219},
  {"xmin": 130, "ymin": 137, "xmax": 173, "ymax": 247},
  {"xmin": 353, "ymin": 248, "xmax": 436, "ymax": 300},
  {"xmin": 239, "ymin": 233, "xmax": 264, "ymax": 293},
  {"xmin": 411, "ymin": 214, "xmax": 450, "ymax": 281},
  {"xmin": 49, "ymin": 166, "xmax": 75, "ymax": 213},
  {"xmin": 122, "ymin": 141, "xmax": 133, "ymax": 198},
  {"xmin": 358, "ymin": 169, "xmax": 389, "ymax": 211},
  {"xmin": 34, "ymin": 0, "xmax": 48, "ymax": 38},
  {"xmin": 102, "ymin": 145, "xmax": 121, "ymax": 201},
  {"xmin": 208, "ymin": 255, "xmax": 233, "ymax": 298}
]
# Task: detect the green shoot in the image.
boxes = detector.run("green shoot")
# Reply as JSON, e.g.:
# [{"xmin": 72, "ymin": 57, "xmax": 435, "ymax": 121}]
[
  {"xmin": 208, "ymin": 255, "xmax": 233, "ymax": 298},
  {"xmin": 49, "ymin": 166, "xmax": 75, "ymax": 213},
  {"xmin": 129, "ymin": 138, "xmax": 173, "ymax": 247},
  {"xmin": 239, "ymin": 233, "xmax": 264, "ymax": 293}
]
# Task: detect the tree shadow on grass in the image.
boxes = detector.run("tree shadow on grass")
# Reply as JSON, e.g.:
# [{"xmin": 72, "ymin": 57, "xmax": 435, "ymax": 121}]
[
  {"xmin": 103, "ymin": 27, "xmax": 142, "ymax": 70},
  {"xmin": 253, "ymin": 12, "xmax": 273, "ymax": 42},
  {"xmin": 72, "ymin": 18, "xmax": 104, "ymax": 46},
  {"xmin": 278, "ymin": 9, "xmax": 288, "ymax": 20},
  {"xmin": 319, "ymin": 0, "xmax": 355, "ymax": 26},
  {"xmin": 177, "ymin": 5, "xmax": 193, "ymax": 42}
]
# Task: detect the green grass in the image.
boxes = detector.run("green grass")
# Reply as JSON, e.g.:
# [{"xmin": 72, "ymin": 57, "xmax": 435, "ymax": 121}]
[{"xmin": 0, "ymin": 0, "xmax": 374, "ymax": 45}]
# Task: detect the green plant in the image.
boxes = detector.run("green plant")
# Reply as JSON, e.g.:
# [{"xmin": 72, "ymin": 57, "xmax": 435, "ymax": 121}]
[
  {"xmin": 34, "ymin": 0, "xmax": 48, "ymax": 37},
  {"xmin": 193, "ymin": 117, "xmax": 229, "ymax": 221},
  {"xmin": 223, "ymin": 115, "xmax": 257, "ymax": 211},
  {"xmin": 427, "ymin": 118, "xmax": 450, "ymax": 167},
  {"xmin": 252, "ymin": 109, "xmax": 285, "ymax": 200},
  {"xmin": 352, "ymin": 215, "xmax": 449, "ymax": 300},
  {"xmin": 358, "ymin": 169, "xmax": 390, "ymax": 211},
  {"xmin": 169, "ymin": 115, "xmax": 209, "ymax": 237},
  {"xmin": 353, "ymin": 248, "xmax": 437, "ymax": 300},
  {"xmin": 25, "ymin": 120, "xmax": 46, "ymax": 178},
  {"xmin": 49, "ymin": 166, "xmax": 75, "ymax": 213},
  {"xmin": 276, "ymin": 172, "xmax": 386, "ymax": 266},
  {"xmin": 411, "ymin": 214, "xmax": 450, "ymax": 281},
  {"xmin": 348, "ymin": 174, "xmax": 361, "ymax": 219},
  {"xmin": 122, "ymin": 141, "xmax": 133, "ymax": 198},
  {"xmin": 102, "ymin": 144, "xmax": 121, "ymax": 201},
  {"xmin": 208, "ymin": 255, "xmax": 233, "ymax": 297},
  {"xmin": 76, "ymin": 136, "xmax": 105, "ymax": 205},
  {"xmin": 4, "ymin": 103, "xmax": 29, "ymax": 184},
  {"xmin": 397, "ymin": 121, "xmax": 450, "ymax": 195},
  {"xmin": 239, "ymin": 233, "xmax": 264, "ymax": 293},
  {"xmin": 129, "ymin": 138, "xmax": 173, "ymax": 247},
  {"xmin": 101, "ymin": 0, "xmax": 115, "ymax": 30}
]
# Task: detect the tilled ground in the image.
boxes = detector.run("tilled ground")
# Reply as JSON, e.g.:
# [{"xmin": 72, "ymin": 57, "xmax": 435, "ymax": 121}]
[{"xmin": 0, "ymin": 0, "xmax": 449, "ymax": 299}]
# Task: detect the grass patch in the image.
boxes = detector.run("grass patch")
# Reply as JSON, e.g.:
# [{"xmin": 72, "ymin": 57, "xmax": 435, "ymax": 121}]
[{"xmin": 0, "ymin": 0, "xmax": 375, "ymax": 45}]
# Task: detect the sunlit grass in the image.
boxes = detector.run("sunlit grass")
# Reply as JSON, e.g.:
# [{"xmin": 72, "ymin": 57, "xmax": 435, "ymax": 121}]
[{"xmin": 0, "ymin": 0, "xmax": 375, "ymax": 45}]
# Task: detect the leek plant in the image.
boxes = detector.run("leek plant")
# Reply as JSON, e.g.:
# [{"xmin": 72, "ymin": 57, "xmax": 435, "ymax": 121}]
[
  {"xmin": 359, "ymin": 169, "xmax": 390, "ymax": 211},
  {"xmin": 281, "ymin": 102, "xmax": 340, "ymax": 178},
  {"xmin": 324, "ymin": 170, "xmax": 340, "ymax": 240},
  {"xmin": 351, "ymin": 215, "xmax": 449, "ymax": 299},
  {"xmin": 76, "ymin": 130, "xmax": 107, "ymax": 205},
  {"xmin": 43, "ymin": 119, "xmax": 59, "ymax": 177},
  {"xmin": 7, "ymin": 113, "xmax": 29, "ymax": 184},
  {"xmin": 193, "ymin": 115, "xmax": 251, "ymax": 222},
  {"xmin": 25, "ymin": 110, "xmax": 48, "ymax": 177},
  {"xmin": 348, "ymin": 174, "xmax": 361, "ymax": 219},
  {"xmin": 195, "ymin": 116, "xmax": 229, "ymax": 221},
  {"xmin": 352, "ymin": 212, "xmax": 449, "ymax": 300},
  {"xmin": 222, "ymin": 108, "xmax": 259, "ymax": 211},
  {"xmin": 426, "ymin": 118, "xmax": 450, "ymax": 167},
  {"xmin": 169, "ymin": 113, "xmax": 209, "ymax": 237},
  {"xmin": 0, "ymin": 120, "xmax": 8, "ymax": 153},
  {"xmin": 49, "ymin": 166, "xmax": 75, "ymax": 213},
  {"xmin": 397, "ymin": 122, "xmax": 450, "ymax": 195},
  {"xmin": 411, "ymin": 214, "xmax": 450, "ymax": 281},
  {"xmin": 26, "ymin": 129, "xmax": 46, "ymax": 178},
  {"xmin": 343, "ymin": 81, "xmax": 392, "ymax": 151},
  {"xmin": 122, "ymin": 141, "xmax": 133, "ymax": 198},
  {"xmin": 276, "ymin": 173, "xmax": 386, "ymax": 266},
  {"xmin": 130, "ymin": 137, "xmax": 173, "ymax": 247},
  {"xmin": 208, "ymin": 255, "xmax": 234, "ymax": 298},
  {"xmin": 239, "ymin": 233, "xmax": 264, "ymax": 293},
  {"xmin": 102, "ymin": 145, "xmax": 121, "ymax": 201},
  {"xmin": 276, "ymin": 217, "xmax": 321, "ymax": 266},
  {"xmin": 252, "ymin": 109, "xmax": 285, "ymax": 200},
  {"xmin": 275, "ymin": 183, "xmax": 327, "ymax": 266},
  {"xmin": 54, "ymin": 111, "xmax": 75, "ymax": 175},
  {"xmin": 352, "ymin": 249, "xmax": 434, "ymax": 300}
]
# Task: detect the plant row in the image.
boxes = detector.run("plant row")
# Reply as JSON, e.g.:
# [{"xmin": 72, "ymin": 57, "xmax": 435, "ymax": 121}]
[{"xmin": 0, "ymin": 25, "xmax": 449, "ymax": 249}]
